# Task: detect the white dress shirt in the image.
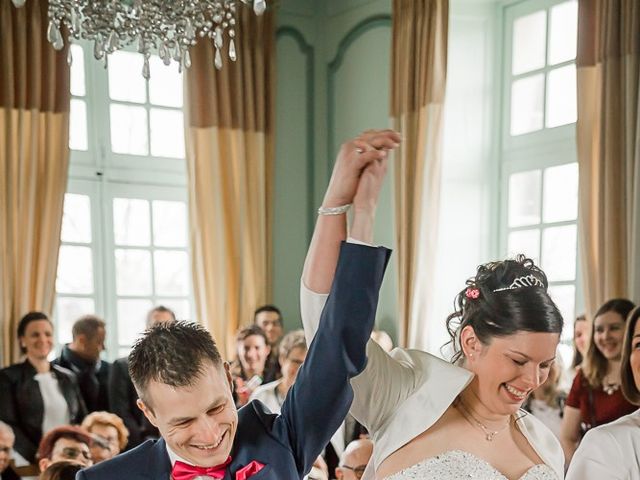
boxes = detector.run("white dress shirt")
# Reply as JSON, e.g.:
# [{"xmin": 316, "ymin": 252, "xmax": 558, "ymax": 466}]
[
  {"xmin": 566, "ymin": 409, "xmax": 640, "ymax": 480},
  {"xmin": 34, "ymin": 372, "xmax": 70, "ymax": 435}
]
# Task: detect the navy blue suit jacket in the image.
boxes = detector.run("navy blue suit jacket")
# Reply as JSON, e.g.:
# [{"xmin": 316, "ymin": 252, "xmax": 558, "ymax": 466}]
[{"xmin": 78, "ymin": 243, "xmax": 391, "ymax": 479}]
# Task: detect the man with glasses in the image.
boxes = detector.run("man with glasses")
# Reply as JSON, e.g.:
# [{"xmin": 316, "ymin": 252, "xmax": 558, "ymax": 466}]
[
  {"xmin": 0, "ymin": 421, "xmax": 19, "ymax": 480},
  {"xmin": 36, "ymin": 426, "xmax": 93, "ymax": 472},
  {"xmin": 335, "ymin": 439, "xmax": 373, "ymax": 480}
]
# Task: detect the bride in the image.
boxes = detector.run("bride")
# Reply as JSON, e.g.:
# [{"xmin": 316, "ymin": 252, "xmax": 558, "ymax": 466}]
[{"xmin": 302, "ymin": 129, "xmax": 565, "ymax": 479}]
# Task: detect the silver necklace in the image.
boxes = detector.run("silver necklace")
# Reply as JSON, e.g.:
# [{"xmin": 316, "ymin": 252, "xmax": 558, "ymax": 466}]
[
  {"xmin": 603, "ymin": 383, "xmax": 620, "ymax": 395},
  {"xmin": 455, "ymin": 399, "xmax": 511, "ymax": 442}
]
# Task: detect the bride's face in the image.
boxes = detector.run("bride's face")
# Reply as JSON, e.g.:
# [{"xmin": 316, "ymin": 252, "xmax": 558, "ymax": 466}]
[{"xmin": 463, "ymin": 328, "xmax": 560, "ymax": 415}]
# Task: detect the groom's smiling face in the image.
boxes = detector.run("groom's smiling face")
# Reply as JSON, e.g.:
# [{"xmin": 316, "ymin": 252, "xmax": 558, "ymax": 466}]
[{"xmin": 139, "ymin": 362, "xmax": 238, "ymax": 467}]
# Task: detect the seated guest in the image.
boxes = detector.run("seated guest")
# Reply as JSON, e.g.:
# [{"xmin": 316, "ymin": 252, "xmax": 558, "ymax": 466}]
[
  {"xmin": 108, "ymin": 306, "xmax": 174, "ymax": 449},
  {"xmin": 250, "ymin": 329, "xmax": 307, "ymax": 411},
  {"xmin": 522, "ymin": 361, "xmax": 566, "ymax": 438},
  {"xmin": 335, "ymin": 439, "xmax": 373, "ymax": 480},
  {"xmin": 231, "ymin": 325, "xmax": 274, "ymax": 407},
  {"xmin": 37, "ymin": 426, "xmax": 92, "ymax": 472},
  {"xmin": 561, "ymin": 298, "xmax": 637, "ymax": 464},
  {"xmin": 0, "ymin": 312, "xmax": 86, "ymax": 463},
  {"xmin": 39, "ymin": 461, "xmax": 83, "ymax": 480},
  {"xmin": 53, "ymin": 315, "xmax": 110, "ymax": 413},
  {"xmin": 567, "ymin": 306, "xmax": 640, "ymax": 479},
  {"xmin": 254, "ymin": 305, "xmax": 284, "ymax": 381},
  {"xmin": 0, "ymin": 422, "xmax": 19, "ymax": 480},
  {"xmin": 80, "ymin": 412, "xmax": 128, "ymax": 464}
]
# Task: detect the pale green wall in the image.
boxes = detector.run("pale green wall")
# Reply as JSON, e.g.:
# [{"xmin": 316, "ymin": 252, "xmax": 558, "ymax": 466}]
[
  {"xmin": 273, "ymin": 0, "xmax": 398, "ymax": 338},
  {"xmin": 272, "ymin": 0, "xmax": 499, "ymax": 347}
]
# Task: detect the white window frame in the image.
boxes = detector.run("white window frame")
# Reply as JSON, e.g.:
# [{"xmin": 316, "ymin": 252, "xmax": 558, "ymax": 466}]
[{"xmin": 55, "ymin": 41, "xmax": 193, "ymax": 360}]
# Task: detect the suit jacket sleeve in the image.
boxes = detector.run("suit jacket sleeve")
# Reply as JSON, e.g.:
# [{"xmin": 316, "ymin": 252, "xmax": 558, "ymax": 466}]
[
  {"xmin": 301, "ymin": 272, "xmax": 417, "ymax": 435},
  {"xmin": 274, "ymin": 242, "xmax": 390, "ymax": 476},
  {"xmin": 0, "ymin": 369, "xmax": 38, "ymax": 462},
  {"xmin": 108, "ymin": 359, "xmax": 142, "ymax": 446}
]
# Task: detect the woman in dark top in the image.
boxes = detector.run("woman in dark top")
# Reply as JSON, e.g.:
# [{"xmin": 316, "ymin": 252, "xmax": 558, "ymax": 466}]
[
  {"xmin": 0, "ymin": 312, "xmax": 86, "ymax": 463},
  {"xmin": 560, "ymin": 299, "xmax": 638, "ymax": 465}
]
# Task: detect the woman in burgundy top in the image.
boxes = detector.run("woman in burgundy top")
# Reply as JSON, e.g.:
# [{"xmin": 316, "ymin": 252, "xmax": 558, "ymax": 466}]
[{"xmin": 560, "ymin": 298, "xmax": 637, "ymax": 466}]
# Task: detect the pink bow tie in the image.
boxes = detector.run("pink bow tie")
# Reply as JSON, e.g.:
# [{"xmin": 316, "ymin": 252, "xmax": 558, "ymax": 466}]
[{"xmin": 172, "ymin": 457, "xmax": 232, "ymax": 480}]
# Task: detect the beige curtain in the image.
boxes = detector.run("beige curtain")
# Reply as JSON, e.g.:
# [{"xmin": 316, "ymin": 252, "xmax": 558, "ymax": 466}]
[
  {"xmin": 0, "ymin": 0, "xmax": 71, "ymax": 366},
  {"xmin": 184, "ymin": 9, "xmax": 275, "ymax": 358},
  {"xmin": 577, "ymin": 0, "xmax": 640, "ymax": 319},
  {"xmin": 391, "ymin": 0, "xmax": 448, "ymax": 348}
]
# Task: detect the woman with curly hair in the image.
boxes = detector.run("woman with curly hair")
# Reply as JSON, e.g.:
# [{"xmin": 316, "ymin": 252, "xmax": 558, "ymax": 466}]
[{"xmin": 302, "ymin": 129, "xmax": 564, "ymax": 479}]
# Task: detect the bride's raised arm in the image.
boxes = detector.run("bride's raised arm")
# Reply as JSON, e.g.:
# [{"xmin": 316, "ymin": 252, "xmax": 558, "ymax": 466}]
[{"xmin": 300, "ymin": 129, "xmax": 418, "ymax": 433}]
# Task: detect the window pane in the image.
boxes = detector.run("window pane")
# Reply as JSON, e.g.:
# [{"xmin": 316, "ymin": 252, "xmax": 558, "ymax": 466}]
[
  {"xmin": 543, "ymin": 163, "xmax": 579, "ymax": 223},
  {"xmin": 546, "ymin": 65, "xmax": 577, "ymax": 128},
  {"xmin": 152, "ymin": 200, "xmax": 188, "ymax": 247},
  {"xmin": 117, "ymin": 298, "xmax": 153, "ymax": 345},
  {"xmin": 149, "ymin": 57, "xmax": 183, "ymax": 108},
  {"xmin": 70, "ymin": 44, "xmax": 86, "ymax": 97},
  {"xmin": 542, "ymin": 225, "xmax": 577, "ymax": 281},
  {"xmin": 56, "ymin": 297, "xmax": 96, "ymax": 344},
  {"xmin": 154, "ymin": 250, "xmax": 189, "ymax": 296},
  {"xmin": 150, "ymin": 109, "xmax": 185, "ymax": 158},
  {"xmin": 156, "ymin": 298, "xmax": 190, "ymax": 321},
  {"xmin": 508, "ymin": 170, "xmax": 541, "ymax": 227},
  {"xmin": 56, "ymin": 245, "xmax": 94, "ymax": 294},
  {"xmin": 115, "ymin": 248, "xmax": 152, "ymax": 295},
  {"xmin": 548, "ymin": 284, "xmax": 575, "ymax": 341},
  {"xmin": 510, "ymin": 74, "xmax": 545, "ymax": 136},
  {"xmin": 548, "ymin": 0, "xmax": 578, "ymax": 65},
  {"xmin": 512, "ymin": 10, "xmax": 547, "ymax": 75},
  {"xmin": 110, "ymin": 104, "xmax": 149, "ymax": 155},
  {"xmin": 61, "ymin": 193, "xmax": 92, "ymax": 243},
  {"xmin": 69, "ymin": 99, "xmax": 88, "ymax": 151},
  {"xmin": 507, "ymin": 229, "xmax": 540, "ymax": 264},
  {"xmin": 108, "ymin": 51, "xmax": 146, "ymax": 103},
  {"xmin": 113, "ymin": 198, "xmax": 151, "ymax": 246}
]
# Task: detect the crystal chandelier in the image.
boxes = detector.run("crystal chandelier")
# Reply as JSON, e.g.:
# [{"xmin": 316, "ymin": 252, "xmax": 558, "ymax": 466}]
[{"xmin": 10, "ymin": 0, "xmax": 267, "ymax": 78}]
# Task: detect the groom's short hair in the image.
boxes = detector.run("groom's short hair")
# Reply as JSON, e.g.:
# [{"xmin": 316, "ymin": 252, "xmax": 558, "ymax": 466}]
[{"xmin": 128, "ymin": 321, "xmax": 223, "ymax": 405}]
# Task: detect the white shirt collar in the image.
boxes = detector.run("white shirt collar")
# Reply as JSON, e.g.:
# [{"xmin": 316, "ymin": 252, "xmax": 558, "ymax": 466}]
[{"xmin": 166, "ymin": 444, "xmax": 192, "ymax": 467}]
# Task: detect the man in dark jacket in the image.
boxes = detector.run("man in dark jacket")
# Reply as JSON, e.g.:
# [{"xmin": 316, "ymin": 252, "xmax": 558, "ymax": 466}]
[
  {"xmin": 108, "ymin": 306, "xmax": 175, "ymax": 449},
  {"xmin": 79, "ymin": 243, "xmax": 390, "ymax": 480},
  {"xmin": 53, "ymin": 315, "xmax": 110, "ymax": 413}
]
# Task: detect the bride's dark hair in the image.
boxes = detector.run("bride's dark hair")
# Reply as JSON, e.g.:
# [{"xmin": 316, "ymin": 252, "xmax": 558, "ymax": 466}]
[{"xmin": 445, "ymin": 255, "xmax": 564, "ymax": 364}]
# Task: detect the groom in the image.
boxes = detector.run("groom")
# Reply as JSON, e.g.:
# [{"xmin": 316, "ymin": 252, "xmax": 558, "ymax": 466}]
[{"xmin": 77, "ymin": 131, "xmax": 398, "ymax": 480}]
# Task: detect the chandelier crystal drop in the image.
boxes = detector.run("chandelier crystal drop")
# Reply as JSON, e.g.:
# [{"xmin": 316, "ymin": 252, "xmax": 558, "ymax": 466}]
[{"xmin": 11, "ymin": 0, "xmax": 267, "ymax": 78}]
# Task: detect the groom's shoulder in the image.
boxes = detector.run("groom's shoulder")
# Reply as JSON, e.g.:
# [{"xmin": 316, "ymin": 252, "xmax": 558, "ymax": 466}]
[{"xmin": 78, "ymin": 440, "xmax": 163, "ymax": 479}]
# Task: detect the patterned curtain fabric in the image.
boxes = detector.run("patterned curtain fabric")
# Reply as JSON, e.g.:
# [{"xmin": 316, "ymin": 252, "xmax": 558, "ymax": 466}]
[
  {"xmin": 184, "ymin": 7, "xmax": 275, "ymax": 358},
  {"xmin": 576, "ymin": 0, "xmax": 640, "ymax": 319},
  {"xmin": 0, "ymin": 0, "xmax": 71, "ymax": 366},
  {"xmin": 391, "ymin": 0, "xmax": 449, "ymax": 348}
]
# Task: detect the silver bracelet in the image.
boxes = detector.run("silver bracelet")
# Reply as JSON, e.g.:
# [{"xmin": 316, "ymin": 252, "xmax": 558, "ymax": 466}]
[{"xmin": 317, "ymin": 203, "xmax": 351, "ymax": 216}]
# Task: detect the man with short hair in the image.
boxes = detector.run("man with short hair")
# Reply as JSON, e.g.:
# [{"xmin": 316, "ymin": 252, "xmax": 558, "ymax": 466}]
[
  {"xmin": 53, "ymin": 315, "xmax": 110, "ymax": 412},
  {"xmin": 0, "ymin": 422, "xmax": 19, "ymax": 480},
  {"xmin": 108, "ymin": 306, "xmax": 176, "ymax": 449},
  {"xmin": 37, "ymin": 426, "xmax": 93, "ymax": 472},
  {"xmin": 78, "ymin": 241, "xmax": 390, "ymax": 479},
  {"xmin": 335, "ymin": 439, "xmax": 373, "ymax": 480},
  {"xmin": 254, "ymin": 305, "xmax": 284, "ymax": 382}
]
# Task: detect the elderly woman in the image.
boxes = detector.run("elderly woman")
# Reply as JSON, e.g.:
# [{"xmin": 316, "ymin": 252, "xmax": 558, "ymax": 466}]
[
  {"xmin": 0, "ymin": 312, "xmax": 86, "ymax": 464},
  {"xmin": 80, "ymin": 412, "xmax": 129, "ymax": 464},
  {"xmin": 566, "ymin": 306, "xmax": 640, "ymax": 479}
]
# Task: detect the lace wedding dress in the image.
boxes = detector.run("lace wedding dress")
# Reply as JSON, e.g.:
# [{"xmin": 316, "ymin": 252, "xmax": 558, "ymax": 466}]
[{"xmin": 385, "ymin": 450, "xmax": 558, "ymax": 480}]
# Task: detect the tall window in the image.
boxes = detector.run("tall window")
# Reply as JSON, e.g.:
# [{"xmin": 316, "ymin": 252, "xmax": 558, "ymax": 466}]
[
  {"xmin": 55, "ymin": 44, "xmax": 192, "ymax": 358},
  {"xmin": 501, "ymin": 0, "xmax": 580, "ymax": 358}
]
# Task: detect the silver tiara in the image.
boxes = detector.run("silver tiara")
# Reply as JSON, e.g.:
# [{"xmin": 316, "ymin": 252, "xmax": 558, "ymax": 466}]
[{"xmin": 493, "ymin": 275, "xmax": 544, "ymax": 292}]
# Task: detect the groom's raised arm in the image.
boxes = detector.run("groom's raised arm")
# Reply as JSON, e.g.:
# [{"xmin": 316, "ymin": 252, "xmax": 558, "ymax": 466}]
[{"xmin": 273, "ymin": 241, "xmax": 390, "ymax": 476}]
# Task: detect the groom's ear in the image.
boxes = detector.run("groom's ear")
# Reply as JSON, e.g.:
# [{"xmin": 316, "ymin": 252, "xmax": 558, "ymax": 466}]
[
  {"xmin": 137, "ymin": 398, "xmax": 158, "ymax": 427},
  {"xmin": 223, "ymin": 362, "xmax": 234, "ymax": 393}
]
